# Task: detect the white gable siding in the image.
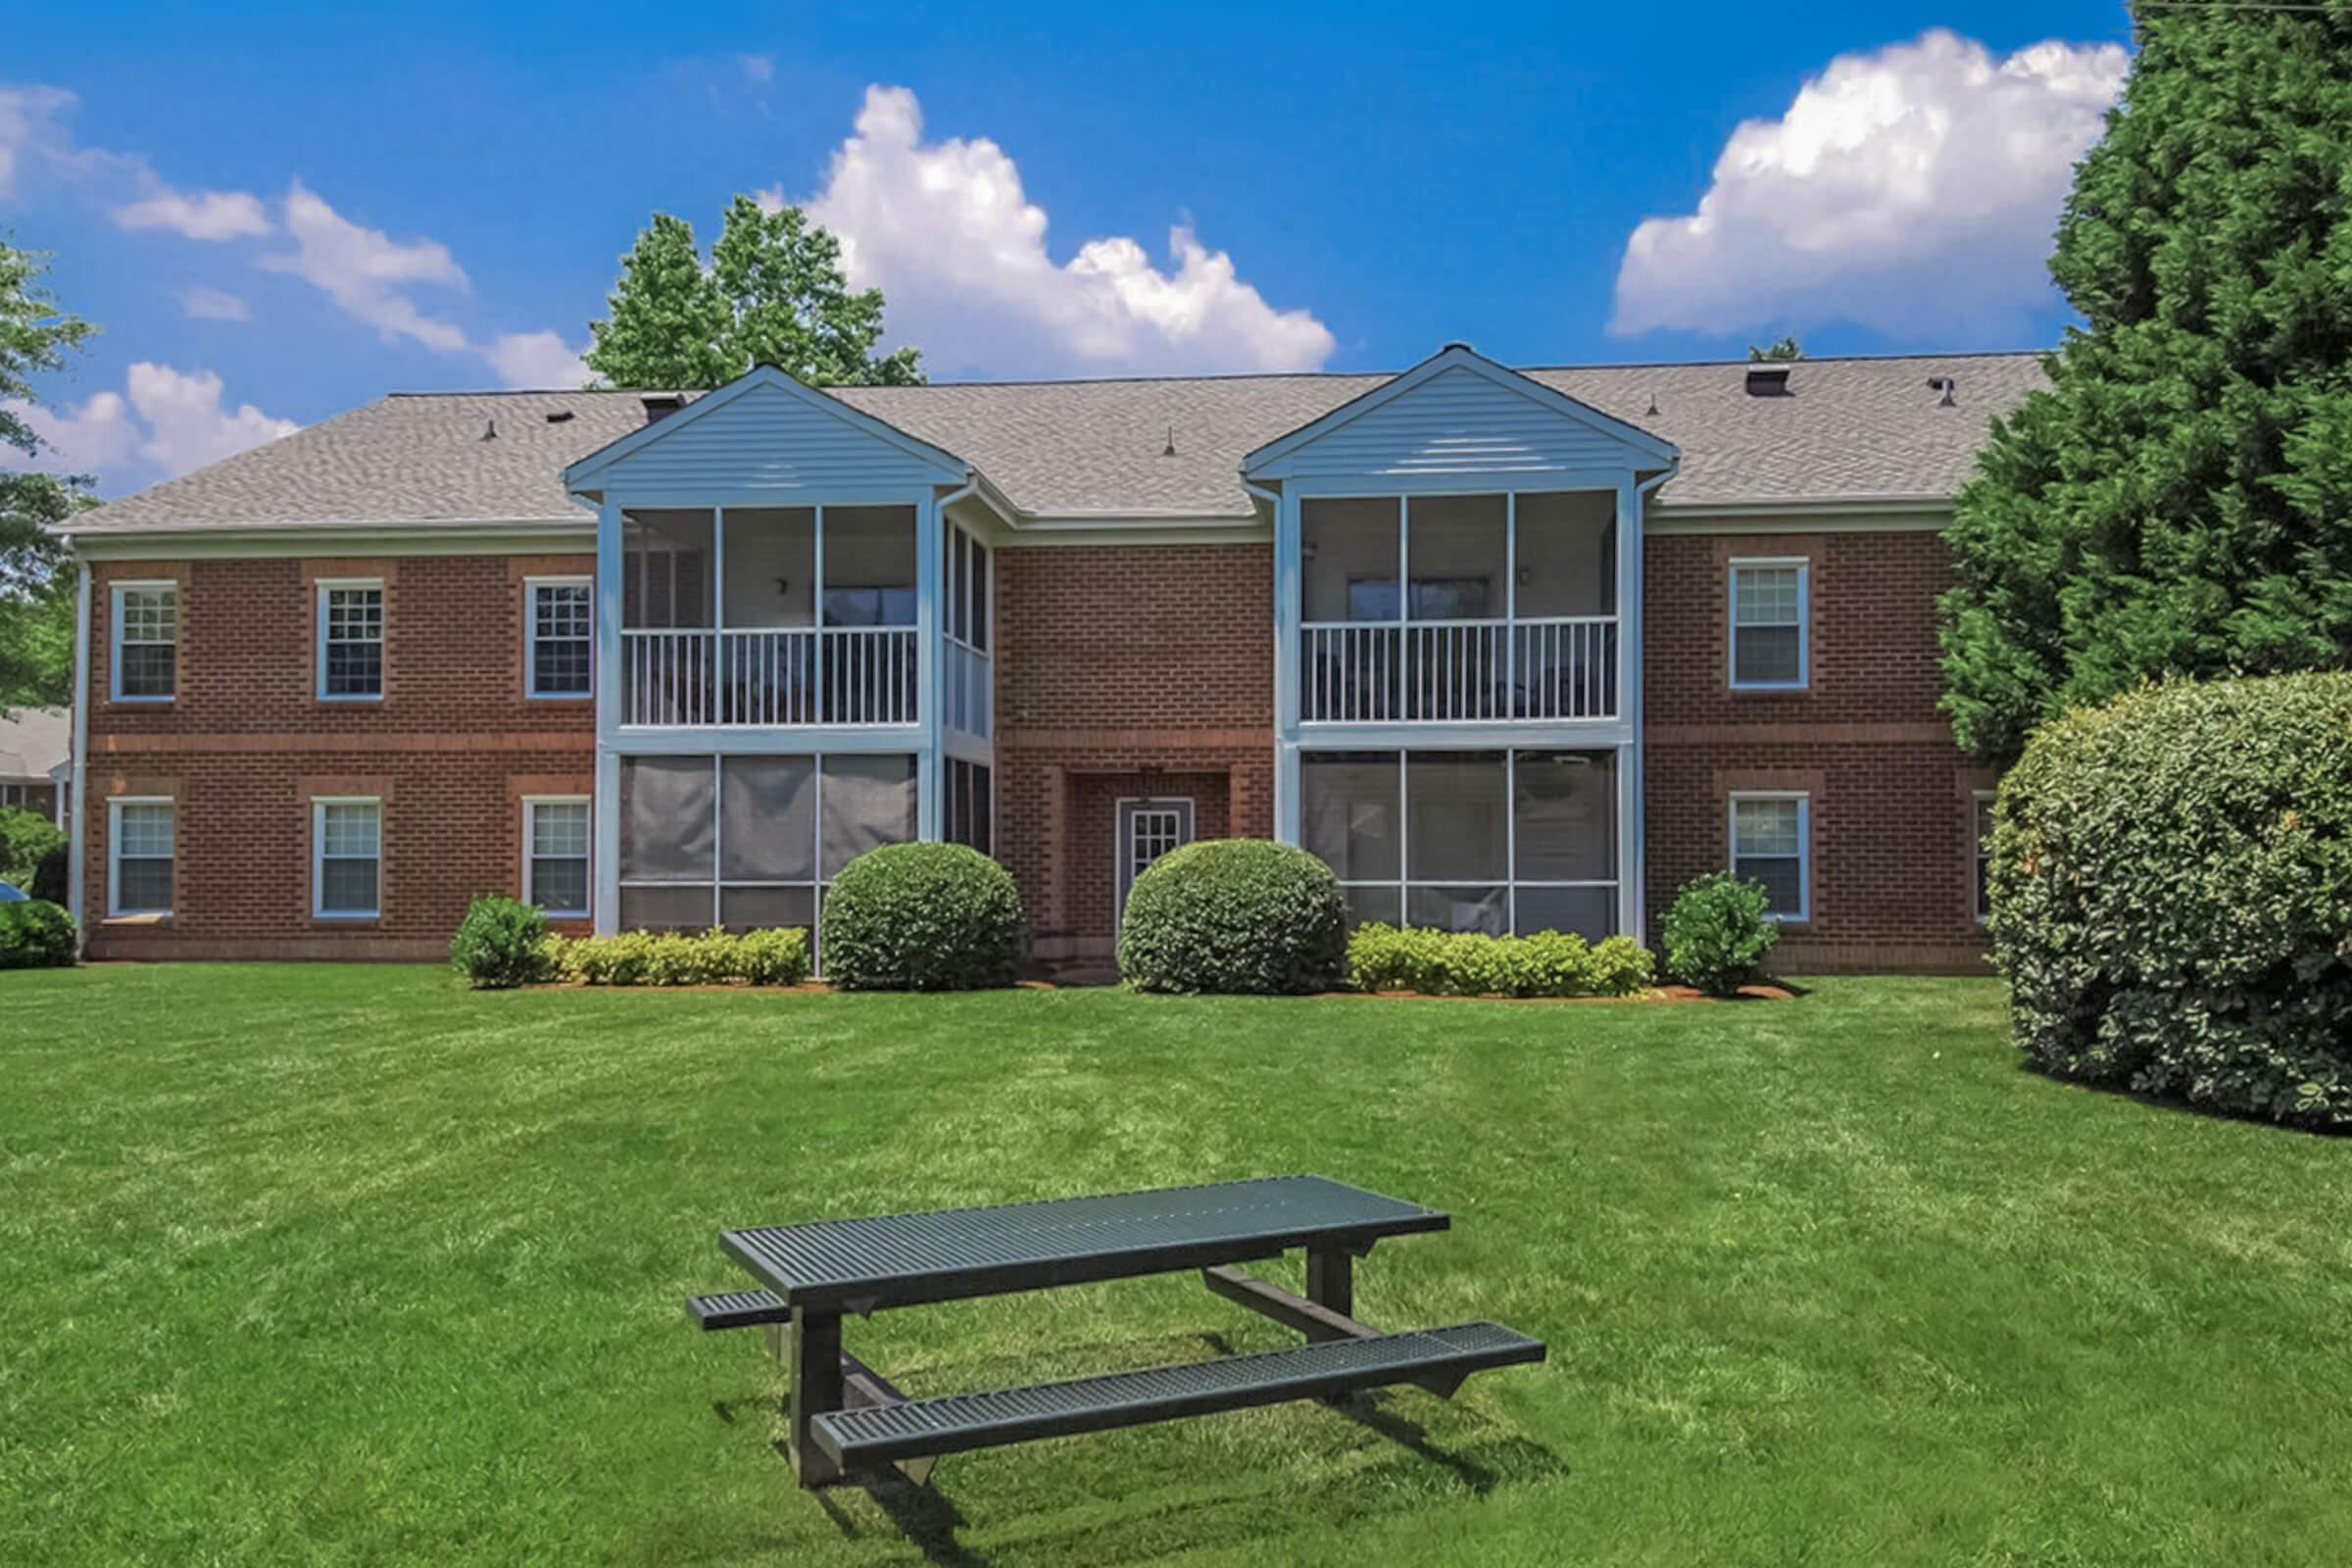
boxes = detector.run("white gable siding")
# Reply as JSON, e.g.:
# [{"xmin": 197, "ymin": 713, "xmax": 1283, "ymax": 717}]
[
  {"xmin": 1257, "ymin": 365, "xmax": 1648, "ymax": 481},
  {"xmin": 590, "ymin": 382, "xmax": 956, "ymax": 496}
]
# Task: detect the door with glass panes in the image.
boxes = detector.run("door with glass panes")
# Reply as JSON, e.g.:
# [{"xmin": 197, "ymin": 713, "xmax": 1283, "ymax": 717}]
[{"xmin": 1115, "ymin": 798, "xmax": 1194, "ymax": 927}]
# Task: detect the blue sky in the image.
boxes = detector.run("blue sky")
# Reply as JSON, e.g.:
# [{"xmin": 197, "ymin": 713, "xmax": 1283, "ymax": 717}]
[{"xmin": 4, "ymin": 1, "xmax": 2134, "ymax": 493}]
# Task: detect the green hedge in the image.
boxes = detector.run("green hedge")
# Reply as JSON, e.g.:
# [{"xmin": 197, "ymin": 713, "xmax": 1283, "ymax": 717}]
[
  {"xmin": 1117, "ymin": 839, "xmax": 1347, "ymax": 995},
  {"xmin": 552, "ymin": 927, "xmax": 809, "ymax": 987},
  {"xmin": 1994, "ymin": 673, "xmax": 2352, "ymax": 1127},
  {"xmin": 1348, "ymin": 922, "xmax": 1654, "ymax": 998},
  {"xmin": 819, "ymin": 843, "xmax": 1021, "ymax": 991},
  {"xmin": 0, "ymin": 899, "xmax": 75, "ymax": 969},
  {"xmin": 0, "ymin": 806, "xmax": 64, "ymax": 888},
  {"xmin": 1660, "ymin": 872, "xmax": 1781, "ymax": 997}
]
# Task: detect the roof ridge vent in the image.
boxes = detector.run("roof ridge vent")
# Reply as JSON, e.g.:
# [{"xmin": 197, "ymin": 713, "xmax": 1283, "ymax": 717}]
[{"xmin": 1744, "ymin": 367, "xmax": 1792, "ymax": 398}]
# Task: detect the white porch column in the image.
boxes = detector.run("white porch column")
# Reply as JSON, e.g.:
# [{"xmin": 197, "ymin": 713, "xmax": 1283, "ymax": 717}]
[
  {"xmin": 1271, "ymin": 486, "xmax": 1302, "ymax": 844},
  {"xmin": 593, "ymin": 498, "xmax": 623, "ymax": 935},
  {"xmin": 1617, "ymin": 473, "xmax": 1645, "ymax": 943}
]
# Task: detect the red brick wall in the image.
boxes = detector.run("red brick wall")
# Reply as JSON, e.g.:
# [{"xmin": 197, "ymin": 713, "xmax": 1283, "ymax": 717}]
[
  {"xmin": 82, "ymin": 555, "xmax": 593, "ymax": 959},
  {"xmin": 992, "ymin": 542, "xmax": 1275, "ymax": 956},
  {"xmin": 1642, "ymin": 529, "xmax": 1993, "ymax": 972}
]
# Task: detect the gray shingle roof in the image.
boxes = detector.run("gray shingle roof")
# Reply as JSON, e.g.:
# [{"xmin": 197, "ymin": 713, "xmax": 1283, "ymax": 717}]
[
  {"xmin": 69, "ymin": 351, "xmax": 2046, "ymax": 535},
  {"xmin": 0, "ymin": 706, "xmax": 69, "ymax": 780}
]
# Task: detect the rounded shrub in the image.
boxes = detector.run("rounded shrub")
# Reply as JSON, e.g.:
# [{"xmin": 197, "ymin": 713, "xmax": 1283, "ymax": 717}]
[
  {"xmin": 1994, "ymin": 673, "xmax": 2352, "ymax": 1127},
  {"xmin": 29, "ymin": 843, "xmax": 67, "ymax": 905},
  {"xmin": 0, "ymin": 899, "xmax": 75, "ymax": 969},
  {"xmin": 821, "ymin": 842, "xmax": 1022, "ymax": 991},
  {"xmin": 1117, "ymin": 839, "xmax": 1347, "ymax": 995},
  {"xmin": 1662, "ymin": 872, "xmax": 1779, "ymax": 997},
  {"xmin": 449, "ymin": 895, "xmax": 551, "ymax": 989},
  {"xmin": 0, "ymin": 805, "xmax": 64, "ymax": 888}
]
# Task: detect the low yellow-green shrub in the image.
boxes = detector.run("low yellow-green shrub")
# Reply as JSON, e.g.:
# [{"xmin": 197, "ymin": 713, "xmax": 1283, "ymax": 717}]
[
  {"xmin": 548, "ymin": 927, "xmax": 810, "ymax": 987},
  {"xmin": 1347, "ymin": 922, "xmax": 1654, "ymax": 999}
]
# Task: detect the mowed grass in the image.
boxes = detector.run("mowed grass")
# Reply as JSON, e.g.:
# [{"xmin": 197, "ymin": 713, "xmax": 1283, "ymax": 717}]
[{"xmin": 3, "ymin": 968, "xmax": 2350, "ymax": 1566}]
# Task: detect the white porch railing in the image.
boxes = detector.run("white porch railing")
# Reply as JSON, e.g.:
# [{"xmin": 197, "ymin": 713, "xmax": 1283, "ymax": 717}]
[
  {"xmin": 1299, "ymin": 616, "xmax": 1618, "ymax": 723},
  {"xmin": 622, "ymin": 627, "xmax": 919, "ymax": 727},
  {"xmin": 944, "ymin": 637, "xmax": 992, "ymax": 739}
]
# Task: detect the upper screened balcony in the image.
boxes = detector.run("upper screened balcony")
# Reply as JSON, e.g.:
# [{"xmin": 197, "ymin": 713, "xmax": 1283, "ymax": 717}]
[
  {"xmin": 1299, "ymin": 489, "xmax": 1616, "ymax": 724},
  {"xmin": 621, "ymin": 504, "xmax": 921, "ymax": 728}
]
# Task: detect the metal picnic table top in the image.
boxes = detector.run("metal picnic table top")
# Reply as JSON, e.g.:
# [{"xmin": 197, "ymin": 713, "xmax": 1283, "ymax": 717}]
[{"xmin": 719, "ymin": 1174, "xmax": 1448, "ymax": 1314}]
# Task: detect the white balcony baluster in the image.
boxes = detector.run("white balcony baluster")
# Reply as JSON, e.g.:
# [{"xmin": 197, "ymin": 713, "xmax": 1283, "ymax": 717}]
[{"xmin": 1298, "ymin": 616, "xmax": 1617, "ymax": 724}]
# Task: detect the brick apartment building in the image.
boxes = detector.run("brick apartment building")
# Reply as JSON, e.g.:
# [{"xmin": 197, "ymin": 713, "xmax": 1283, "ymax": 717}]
[{"xmin": 60, "ymin": 344, "xmax": 2035, "ymax": 970}]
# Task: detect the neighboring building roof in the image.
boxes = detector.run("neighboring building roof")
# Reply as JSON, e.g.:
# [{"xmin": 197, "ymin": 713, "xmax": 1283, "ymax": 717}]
[
  {"xmin": 0, "ymin": 707, "xmax": 69, "ymax": 782},
  {"xmin": 67, "ymin": 350, "xmax": 2047, "ymax": 535}
]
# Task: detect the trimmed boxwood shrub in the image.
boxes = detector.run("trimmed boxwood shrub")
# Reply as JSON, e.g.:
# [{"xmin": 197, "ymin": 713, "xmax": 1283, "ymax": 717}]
[
  {"xmin": 1117, "ymin": 839, "xmax": 1347, "ymax": 995},
  {"xmin": 1661, "ymin": 872, "xmax": 1779, "ymax": 997},
  {"xmin": 1994, "ymin": 673, "xmax": 2352, "ymax": 1128},
  {"xmin": 820, "ymin": 843, "xmax": 1021, "ymax": 991},
  {"xmin": 450, "ymin": 896, "xmax": 551, "ymax": 989},
  {"xmin": 0, "ymin": 805, "xmax": 64, "ymax": 888},
  {"xmin": 1347, "ymin": 922, "xmax": 1655, "ymax": 998},
  {"xmin": 0, "ymin": 899, "xmax": 75, "ymax": 969}
]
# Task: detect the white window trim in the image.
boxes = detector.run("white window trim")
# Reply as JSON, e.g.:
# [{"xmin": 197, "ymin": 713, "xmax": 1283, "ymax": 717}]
[
  {"xmin": 1727, "ymin": 557, "xmax": 1809, "ymax": 692},
  {"xmin": 524, "ymin": 575, "xmax": 594, "ymax": 700},
  {"xmin": 1729, "ymin": 789, "xmax": 1810, "ymax": 924},
  {"xmin": 312, "ymin": 796, "xmax": 382, "ymax": 919},
  {"xmin": 316, "ymin": 578, "xmax": 385, "ymax": 703},
  {"xmin": 107, "ymin": 796, "xmax": 174, "ymax": 917},
  {"xmin": 1973, "ymin": 790, "xmax": 1997, "ymax": 925},
  {"xmin": 522, "ymin": 794, "xmax": 592, "ymax": 918},
  {"xmin": 109, "ymin": 580, "xmax": 178, "ymax": 705}
]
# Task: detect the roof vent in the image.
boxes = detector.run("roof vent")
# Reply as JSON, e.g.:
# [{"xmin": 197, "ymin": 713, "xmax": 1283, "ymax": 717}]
[
  {"xmin": 545, "ymin": 409, "xmax": 575, "ymax": 424},
  {"xmin": 641, "ymin": 393, "xmax": 686, "ymax": 424},
  {"xmin": 1929, "ymin": 374, "xmax": 1958, "ymax": 408},
  {"xmin": 1162, "ymin": 423, "xmax": 1177, "ymax": 458},
  {"xmin": 1644, "ymin": 391, "xmax": 1659, "ymax": 416},
  {"xmin": 481, "ymin": 418, "xmax": 497, "ymax": 441},
  {"xmin": 1744, "ymin": 367, "xmax": 1791, "ymax": 398}
]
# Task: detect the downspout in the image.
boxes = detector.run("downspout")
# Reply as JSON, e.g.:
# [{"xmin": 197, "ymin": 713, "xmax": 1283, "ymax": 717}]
[
  {"xmin": 1242, "ymin": 478, "xmax": 1289, "ymax": 843},
  {"xmin": 1625, "ymin": 461, "xmax": 1679, "ymax": 949},
  {"xmin": 68, "ymin": 556, "xmax": 91, "ymax": 944}
]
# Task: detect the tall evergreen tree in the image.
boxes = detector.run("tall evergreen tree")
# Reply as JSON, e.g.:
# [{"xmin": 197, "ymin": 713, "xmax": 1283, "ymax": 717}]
[
  {"xmin": 0, "ymin": 240, "xmax": 96, "ymax": 714},
  {"xmin": 583, "ymin": 201, "xmax": 922, "ymax": 390},
  {"xmin": 1938, "ymin": 5, "xmax": 2352, "ymax": 761}
]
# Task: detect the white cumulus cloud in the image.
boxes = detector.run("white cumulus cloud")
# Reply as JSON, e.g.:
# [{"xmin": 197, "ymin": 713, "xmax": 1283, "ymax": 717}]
[
  {"xmin": 8, "ymin": 362, "xmax": 296, "ymax": 490},
  {"xmin": 1610, "ymin": 29, "xmax": 2129, "ymax": 341},
  {"xmin": 175, "ymin": 284, "xmax": 250, "ymax": 321},
  {"xmin": 803, "ymin": 85, "xmax": 1334, "ymax": 376},
  {"xmin": 260, "ymin": 179, "xmax": 471, "ymax": 351},
  {"xmin": 485, "ymin": 329, "xmax": 590, "ymax": 389},
  {"xmin": 112, "ymin": 180, "xmax": 271, "ymax": 240}
]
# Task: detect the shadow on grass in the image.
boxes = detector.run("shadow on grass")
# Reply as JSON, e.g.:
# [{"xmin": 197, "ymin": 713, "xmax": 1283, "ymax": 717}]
[
  {"xmin": 779, "ymin": 1329, "xmax": 1565, "ymax": 1567},
  {"xmin": 2010, "ymin": 1054, "xmax": 2350, "ymax": 1138}
]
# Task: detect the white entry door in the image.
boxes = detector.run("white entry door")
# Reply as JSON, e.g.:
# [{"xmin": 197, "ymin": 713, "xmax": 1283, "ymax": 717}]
[{"xmin": 1115, "ymin": 797, "xmax": 1195, "ymax": 926}]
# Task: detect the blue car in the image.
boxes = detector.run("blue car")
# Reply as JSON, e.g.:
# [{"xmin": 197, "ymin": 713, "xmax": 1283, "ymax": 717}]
[{"xmin": 0, "ymin": 880, "xmax": 27, "ymax": 903}]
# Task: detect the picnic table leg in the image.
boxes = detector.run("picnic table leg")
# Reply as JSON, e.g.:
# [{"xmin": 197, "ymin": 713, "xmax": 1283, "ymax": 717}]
[
  {"xmin": 1303, "ymin": 1246, "xmax": 1353, "ymax": 1341},
  {"xmin": 786, "ymin": 1305, "xmax": 844, "ymax": 1488}
]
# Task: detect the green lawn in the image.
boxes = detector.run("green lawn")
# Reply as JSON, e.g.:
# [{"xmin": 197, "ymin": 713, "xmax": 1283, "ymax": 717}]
[{"xmin": 4, "ymin": 969, "xmax": 2349, "ymax": 1566}]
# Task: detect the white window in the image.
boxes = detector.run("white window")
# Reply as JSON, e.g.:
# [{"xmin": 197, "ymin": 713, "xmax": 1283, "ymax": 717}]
[
  {"xmin": 111, "ymin": 581, "xmax": 178, "ymax": 702},
  {"xmin": 318, "ymin": 581, "xmax": 384, "ymax": 700},
  {"xmin": 313, "ymin": 799, "xmax": 381, "ymax": 918},
  {"xmin": 1730, "ymin": 792, "xmax": 1809, "ymax": 922},
  {"xmin": 0, "ymin": 784, "xmax": 22, "ymax": 808},
  {"xmin": 108, "ymin": 798, "xmax": 174, "ymax": 916},
  {"xmin": 1974, "ymin": 791, "xmax": 1996, "ymax": 923},
  {"xmin": 523, "ymin": 797, "xmax": 591, "ymax": 917},
  {"xmin": 1729, "ymin": 560, "xmax": 1807, "ymax": 690},
  {"xmin": 527, "ymin": 578, "xmax": 592, "ymax": 698}
]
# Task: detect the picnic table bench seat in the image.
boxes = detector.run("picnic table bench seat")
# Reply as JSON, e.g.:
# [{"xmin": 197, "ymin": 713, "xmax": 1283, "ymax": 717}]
[
  {"xmin": 685, "ymin": 1289, "xmax": 789, "ymax": 1331},
  {"xmin": 809, "ymin": 1321, "xmax": 1544, "ymax": 1469}
]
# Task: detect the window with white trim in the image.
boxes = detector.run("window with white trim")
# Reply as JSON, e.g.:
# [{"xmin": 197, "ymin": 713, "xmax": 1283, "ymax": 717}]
[
  {"xmin": 314, "ymin": 799, "xmax": 381, "ymax": 918},
  {"xmin": 109, "ymin": 798, "xmax": 174, "ymax": 916},
  {"xmin": 1729, "ymin": 560, "xmax": 1807, "ymax": 689},
  {"xmin": 1730, "ymin": 792, "xmax": 1808, "ymax": 921},
  {"xmin": 1974, "ymin": 791, "xmax": 1996, "ymax": 923},
  {"xmin": 318, "ymin": 581, "xmax": 384, "ymax": 700},
  {"xmin": 112, "ymin": 582, "xmax": 178, "ymax": 701},
  {"xmin": 527, "ymin": 578, "xmax": 592, "ymax": 697},
  {"xmin": 0, "ymin": 784, "xmax": 24, "ymax": 808},
  {"xmin": 523, "ymin": 797, "xmax": 591, "ymax": 917}
]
